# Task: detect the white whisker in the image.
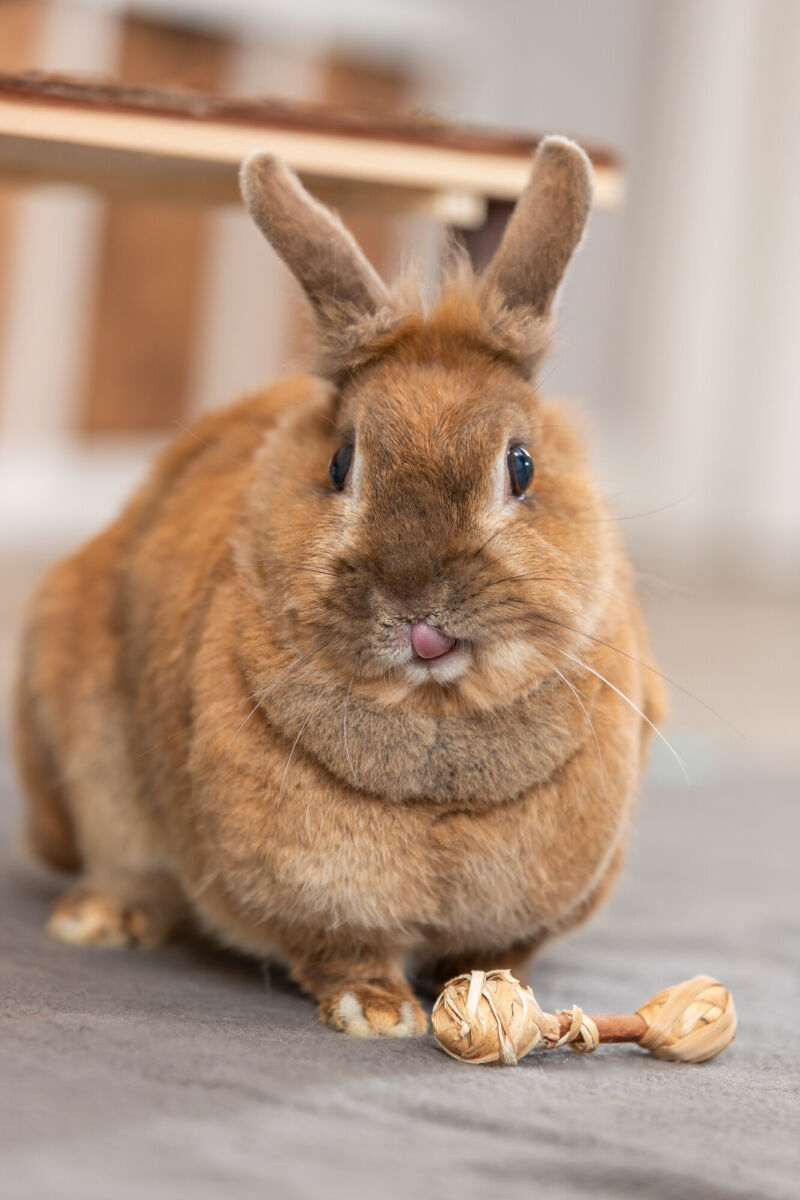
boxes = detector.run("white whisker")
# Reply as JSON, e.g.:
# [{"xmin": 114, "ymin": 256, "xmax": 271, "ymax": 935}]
[
  {"xmin": 552, "ymin": 645, "xmax": 689, "ymax": 783},
  {"xmin": 531, "ymin": 608, "xmax": 736, "ymax": 734},
  {"xmin": 278, "ymin": 695, "xmax": 324, "ymax": 804},
  {"xmin": 172, "ymin": 419, "xmax": 246, "ymax": 468},
  {"xmin": 136, "ymin": 688, "xmax": 262, "ymax": 758},
  {"xmin": 230, "ymin": 637, "xmax": 330, "ymax": 745},
  {"xmin": 343, "ymin": 675, "xmax": 360, "ymax": 788},
  {"xmin": 535, "ymin": 646, "xmax": 605, "ymax": 787},
  {"xmin": 231, "ymin": 695, "xmax": 263, "ymax": 742}
]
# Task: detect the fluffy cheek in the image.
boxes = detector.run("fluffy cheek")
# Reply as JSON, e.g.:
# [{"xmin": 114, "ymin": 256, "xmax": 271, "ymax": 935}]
[
  {"xmin": 461, "ymin": 636, "xmax": 545, "ymax": 707},
  {"xmin": 238, "ymin": 468, "xmax": 348, "ymax": 644},
  {"xmin": 479, "ymin": 635, "xmax": 541, "ymax": 679}
]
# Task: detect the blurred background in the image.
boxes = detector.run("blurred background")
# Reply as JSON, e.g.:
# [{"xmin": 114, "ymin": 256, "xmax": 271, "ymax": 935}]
[{"xmin": 0, "ymin": 0, "xmax": 797, "ymax": 784}]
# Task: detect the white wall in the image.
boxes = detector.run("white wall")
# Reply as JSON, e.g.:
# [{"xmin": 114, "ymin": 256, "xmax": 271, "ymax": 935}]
[{"xmin": 607, "ymin": 0, "xmax": 800, "ymax": 590}]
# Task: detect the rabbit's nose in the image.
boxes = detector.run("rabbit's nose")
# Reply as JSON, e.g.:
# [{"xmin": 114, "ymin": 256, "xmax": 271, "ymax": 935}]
[{"xmin": 410, "ymin": 619, "xmax": 456, "ymax": 660}]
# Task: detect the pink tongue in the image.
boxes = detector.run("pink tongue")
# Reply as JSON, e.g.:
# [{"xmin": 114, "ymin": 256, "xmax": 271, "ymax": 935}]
[{"xmin": 410, "ymin": 620, "xmax": 456, "ymax": 660}]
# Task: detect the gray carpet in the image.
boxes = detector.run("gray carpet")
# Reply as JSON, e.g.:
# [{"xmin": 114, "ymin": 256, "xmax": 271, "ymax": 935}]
[{"xmin": 1, "ymin": 739, "xmax": 798, "ymax": 1200}]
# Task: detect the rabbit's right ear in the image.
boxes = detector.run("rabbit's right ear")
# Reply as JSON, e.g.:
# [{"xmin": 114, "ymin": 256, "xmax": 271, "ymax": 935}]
[{"xmin": 240, "ymin": 153, "xmax": 390, "ymax": 320}]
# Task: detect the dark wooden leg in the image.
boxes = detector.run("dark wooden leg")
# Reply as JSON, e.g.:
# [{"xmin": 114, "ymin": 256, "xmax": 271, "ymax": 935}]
[
  {"xmin": 80, "ymin": 14, "xmax": 231, "ymax": 434},
  {"xmin": 454, "ymin": 198, "xmax": 515, "ymax": 272}
]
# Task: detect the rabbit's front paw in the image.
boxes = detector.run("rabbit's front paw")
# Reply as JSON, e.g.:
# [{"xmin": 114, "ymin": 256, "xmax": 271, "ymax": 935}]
[
  {"xmin": 321, "ymin": 983, "xmax": 428, "ymax": 1038},
  {"xmin": 47, "ymin": 885, "xmax": 154, "ymax": 948}
]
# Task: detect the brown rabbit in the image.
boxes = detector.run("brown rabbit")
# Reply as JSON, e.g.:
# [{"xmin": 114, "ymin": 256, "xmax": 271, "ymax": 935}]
[{"xmin": 14, "ymin": 137, "xmax": 664, "ymax": 1037}]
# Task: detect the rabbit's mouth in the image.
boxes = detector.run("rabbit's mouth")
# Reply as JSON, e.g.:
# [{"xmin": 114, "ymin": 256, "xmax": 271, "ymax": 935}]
[
  {"xmin": 401, "ymin": 619, "xmax": 468, "ymax": 684},
  {"xmin": 409, "ymin": 619, "xmax": 456, "ymax": 662},
  {"xmin": 373, "ymin": 615, "xmax": 470, "ymax": 687}
]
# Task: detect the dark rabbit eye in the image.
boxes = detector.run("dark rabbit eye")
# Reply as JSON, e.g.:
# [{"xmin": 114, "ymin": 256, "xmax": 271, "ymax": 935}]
[
  {"xmin": 328, "ymin": 443, "xmax": 353, "ymax": 489},
  {"xmin": 507, "ymin": 445, "xmax": 535, "ymax": 496}
]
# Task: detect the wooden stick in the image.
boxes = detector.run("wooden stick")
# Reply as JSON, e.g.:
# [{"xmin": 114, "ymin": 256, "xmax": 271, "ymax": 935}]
[{"xmin": 556, "ymin": 1010, "xmax": 646, "ymax": 1044}]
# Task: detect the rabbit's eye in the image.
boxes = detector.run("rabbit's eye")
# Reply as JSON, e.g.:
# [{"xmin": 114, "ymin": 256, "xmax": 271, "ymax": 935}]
[
  {"xmin": 507, "ymin": 445, "xmax": 534, "ymax": 496},
  {"xmin": 328, "ymin": 443, "xmax": 353, "ymax": 490}
]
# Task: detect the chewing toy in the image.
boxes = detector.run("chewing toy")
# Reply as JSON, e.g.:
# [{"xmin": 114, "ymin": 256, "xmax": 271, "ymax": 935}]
[{"xmin": 432, "ymin": 970, "xmax": 736, "ymax": 1066}]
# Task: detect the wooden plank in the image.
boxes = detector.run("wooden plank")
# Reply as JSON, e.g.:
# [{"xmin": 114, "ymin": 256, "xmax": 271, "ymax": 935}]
[
  {"xmin": 0, "ymin": 72, "xmax": 620, "ymax": 165},
  {"xmin": 459, "ymin": 198, "xmax": 516, "ymax": 272},
  {"xmin": 80, "ymin": 16, "xmax": 230, "ymax": 434},
  {"xmin": 0, "ymin": 72, "xmax": 623, "ymax": 212},
  {"xmin": 0, "ymin": 132, "xmax": 486, "ymax": 224}
]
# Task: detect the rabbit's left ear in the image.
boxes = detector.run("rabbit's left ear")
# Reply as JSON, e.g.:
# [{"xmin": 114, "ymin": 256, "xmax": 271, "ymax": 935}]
[
  {"xmin": 481, "ymin": 136, "xmax": 593, "ymax": 317},
  {"xmin": 240, "ymin": 153, "xmax": 390, "ymax": 320}
]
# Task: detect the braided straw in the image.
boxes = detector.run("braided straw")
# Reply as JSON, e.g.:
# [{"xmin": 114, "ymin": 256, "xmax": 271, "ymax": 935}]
[
  {"xmin": 636, "ymin": 974, "xmax": 736, "ymax": 1063},
  {"xmin": 554, "ymin": 1005, "xmax": 600, "ymax": 1054},
  {"xmin": 432, "ymin": 970, "xmax": 593, "ymax": 1065}
]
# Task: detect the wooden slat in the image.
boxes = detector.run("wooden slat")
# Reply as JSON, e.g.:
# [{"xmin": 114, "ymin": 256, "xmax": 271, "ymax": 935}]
[
  {"xmin": 278, "ymin": 51, "xmax": 413, "ymax": 361},
  {"xmin": 0, "ymin": 130, "xmax": 486, "ymax": 224},
  {"xmin": 0, "ymin": 72, "xmax": 621, "ymax": 164},
  {"xmin": 80, "ymin": 16, "xmax": 230, "ymax": 434},
  {"xmin": 0, "ymin": 72, "xmax": 623, "ymax": 213},
  {"xmin": 319, "ymin": 53, "xmax": 411, "ymax": 279}
]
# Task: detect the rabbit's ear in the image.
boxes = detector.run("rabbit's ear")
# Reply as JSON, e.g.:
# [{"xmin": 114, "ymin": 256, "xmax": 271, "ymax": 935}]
[
  {"xmin": 240, "ymin": 153, "xmax": 390, "ymax": 319},
  {"xmin": 481, "ymin": 136, "xmax": 593, "ymax": 317}
]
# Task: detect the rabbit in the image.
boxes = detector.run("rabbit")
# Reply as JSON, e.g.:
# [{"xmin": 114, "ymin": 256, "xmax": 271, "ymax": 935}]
[{"xmin": 14, "ymin": 136, "xmax": 665, "ymax": 1037}]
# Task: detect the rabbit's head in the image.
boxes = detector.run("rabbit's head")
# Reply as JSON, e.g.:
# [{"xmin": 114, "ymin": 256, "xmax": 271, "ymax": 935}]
[{"xmin": 238, "ymin": 139, "xmax": 621, "ymax": 716}]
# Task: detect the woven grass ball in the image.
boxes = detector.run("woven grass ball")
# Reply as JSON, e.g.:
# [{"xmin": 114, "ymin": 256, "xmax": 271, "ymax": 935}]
[
  {"xmin": 431, "ymin": 969, "xmax": 560, "ymax": 1065},
  {"xmin": 637, "ymin": 974, "xmax": 737, "ymax": 1062}
]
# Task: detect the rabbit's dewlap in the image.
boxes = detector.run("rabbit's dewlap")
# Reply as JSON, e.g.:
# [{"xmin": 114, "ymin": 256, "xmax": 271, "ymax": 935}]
[{"xmin": 16, "ymin": 139, "xmax": 665, "ymax": 1039}]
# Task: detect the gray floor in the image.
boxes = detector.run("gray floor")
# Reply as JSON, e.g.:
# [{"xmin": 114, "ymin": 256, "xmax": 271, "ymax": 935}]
[{"xmin": 1, "ymin": 737, "xmax": 798, "ymax": 1199}]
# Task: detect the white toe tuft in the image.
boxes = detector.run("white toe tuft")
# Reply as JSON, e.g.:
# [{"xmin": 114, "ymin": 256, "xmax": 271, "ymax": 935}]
[{"xmin": 336, "ymin": 992, "xmax": 376, "ymax": 1037}]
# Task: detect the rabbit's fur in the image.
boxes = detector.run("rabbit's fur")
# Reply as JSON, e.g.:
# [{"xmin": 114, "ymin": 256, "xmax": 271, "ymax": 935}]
[{"xmin": 14, "ymin": 138, "xmax": 664, "ymax": 1036}]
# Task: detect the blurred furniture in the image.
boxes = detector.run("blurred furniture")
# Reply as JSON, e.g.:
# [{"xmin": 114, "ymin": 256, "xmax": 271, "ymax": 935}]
[
  {"xmin": 0, "ymin": 34, "xmax": 623, "ymax": 447},
  {"xmin": 0, "ymin": 71, "xmax": 622, "ymax": 224}
]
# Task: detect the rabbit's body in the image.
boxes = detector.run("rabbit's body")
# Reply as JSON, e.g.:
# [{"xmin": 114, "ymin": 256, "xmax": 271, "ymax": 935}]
[{"xmin": 15, "ymin": 139, "xmax": 664, "ymax": 1036}]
